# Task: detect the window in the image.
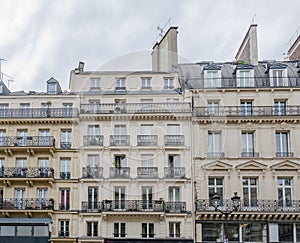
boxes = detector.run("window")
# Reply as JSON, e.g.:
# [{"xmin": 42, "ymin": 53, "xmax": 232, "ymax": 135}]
[
  {"xmin": 169, "ymin": 222, "xmax": 180, "ymax": 238},
  {"xmin": 242, "ymin": 178, "xmax": 258, "ymax": 207},
  {"xmin": 88, "ymin": 154, "xmax": 99, "ymax": 167},
  {"xmin": 114, "ymin": 99, "xmax": 126, "ymax": 112},
  {"xmin": 141, "ymin": 154, "xmax": 154, "ymax": 167},
  {"xmin": 167, "ymin": 124, "xmax": 180, "ymax": 135},
  {"xmin": 0, "ymin": 188, "xmax": 3, "ymax": 204},
  {"xmin": 16, "ymin": 158, "xmax": 27, "ymax": 176},
  {"xmin": 240, "ymin": 101, "xmax": 253, "ymax": 116},
  {"xmin": 0, "ymin": 158, "xmax": 4, "ymax": 176},
  {"xmin": 39, "ymin": 129, "xmax": 51, "ymax": 146},
  {"xmin": 278, "ymin": 178, "xmax": 292, "ymax": 207},
  {"xmin": 272, "ymin": 70, "xmax": 287, "ymax": 87},
  {"xmin": 88, "ymin": 100, "xmax": 100, "ymax": 113},
  {"xmin": 87, "ymin": 222, "xmax": 98, "ymax": 237},
  {"xmin": 60, "ymin": 159, "xmax": 71, "ymax": 179},
  {"xmin": 17, "ymin": 129, "xmax": 28, "ymax": 146},
  {"xmin": 37, "ymin": 188, "xmax": 48, "ymax": 209},
  {"xmin": 59, "ymin": 220, "xmax": 69, "ymax": 237},
  {"xmin": 242, "ymin": 223, "xmax": 265, "ymax": 242},
  {"xmin": 20, "ymin": 103, "xmax": 30, "ymax": 117},
  {"xmin": 88, "ymin": 187, "xmax": 98, "ymax": 209},
  {"xmin": 114, "ymin": 222, "xmax": 126, "ymax": 237},
  {"xmin": 48, "ymin": 83, "xmax": 57, "ymax": 94},
  {"xmin": 207, "ymin": 101, "xmax": 220, "ymax": 115},
  {"xmin": 208, "ymin": 178, "xmax": 223, "ymax": 203},
  {"xmin": 204, "ymin": 70, "xmax": 220, "ymax": 88},
  {"xmin": 15, "ymin": 188, "xmax": 25, "ymax": 209},
  {"xmin": 169, "ymin": 187, "xmax": 180, "ymax": 202},
  {"xmin": 142, "ymin": 187, "xmax": 153, "ymax": 210},
  {"xmin": 0, "ymin": 130, "xmax": 6, "ymax": 146},
  {"xmin": 114, "ymin": 186, "xmax": 125, "ymax": 210},
  {"xmin": 90, "ymin": 78, "xmax": 100, "ymax": 90},
  {"xmin": 141, "ymin": 78, "xmax": 152, "ymax": 89},
  {"xmin": 61, "ymin": 130, "xmax": 72, "ymax": 149},
  {"xmin": 141, "ymin": 124, "xmax": 153, "ymax": 135},
  {"xmin": 113, "ymin": 125, "xmax": 128, "ymax": 145},
  {"xmin": 88, "ymin": 125, "xmax": 100, "ymax": 135},
  {"xmin": 279, "ymin": 224, "xmax": 293, "ymax": 242},
  {"xmin": 142, "ymin": 223, "xmax": 154, "ymax": 238},
  {"xmin": 164, "ymin": 78, "xmax": 174, "ymax": 89},
  {"xmin": 238, "ymin": 70, "xmax": 252, "ymax": 87},
  {"xmin": 38, "ymin": 158, "xmax": 49, "ymax": 169},
  {"xmin": 276, "ymin": 131, "xmax": 290, "ymax": 157},
  {"xmin": 202, "ymin": 223, "xmax": 222, "ymax": 242},
  {"xmin": 115, "ymin": 78, "xmax": 126, "ymax": 91},
  {"xmin": 60, "ymin": 189, "xmax": 70, "ymax": 210},
  {"xmin": 208, "ymin": 131, "xmax": 222, "ymax": 157},
  {"xmin": 63, "ymin": 103, "xmax": 73, "ymax": 116},
  {"xmin": 241, "ymin": 131, "xmax": 255, "ymax": 157},
  {"xmin": 274, "ymin": 100, "xmax": 286, "ymax": 116}
]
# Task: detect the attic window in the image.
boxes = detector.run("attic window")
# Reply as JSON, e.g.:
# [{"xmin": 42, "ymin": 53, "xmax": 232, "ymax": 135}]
[
  {"xmin": 237, "ymin": 70, "xmax": 253, "ymax": 87},
  {"xmin": 48, "ymin": 83, "xmax": 57, "ymax": 94},
  {"xmin": 271, "ymin": 70, "xmax": 287, "ymax": 87},
  {"xmin": 204, "ymin": 70, "xmax": 221, "ymax": 88}
]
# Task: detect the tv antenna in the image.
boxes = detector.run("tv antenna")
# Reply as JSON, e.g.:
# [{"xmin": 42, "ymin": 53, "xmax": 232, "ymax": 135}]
[
  {"xmin": 251, "ymin": 14, "xmax": 256, "ymax": 24},
  {"xmin": 152, "ymin": 17, "xmax": 172, "ymax": 46},
  {"xmin": 0, "ymin": 58, "xmax": 7, "ymax": 82}
]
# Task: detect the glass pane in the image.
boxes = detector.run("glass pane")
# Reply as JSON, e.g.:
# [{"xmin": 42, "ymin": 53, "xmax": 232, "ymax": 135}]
[
  {"xmin": 202, "ymin": 223, "xmax": 222, "ymax": 241},
  {"xmin": 17, "ymin": 226, "xmax": 32, "ymax": 236},
  {"xmin": 1, "ymin": 226, "xmax": 15, "ymax": 236},
  {"xmin": 34, "ymin": 226, "xmax": 48, "ymax": 236}
]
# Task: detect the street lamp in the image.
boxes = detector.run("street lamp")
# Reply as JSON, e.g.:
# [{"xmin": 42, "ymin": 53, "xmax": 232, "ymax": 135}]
[{"xmin": 211, "ymin": 192, "xmax": 241, "ymax": 243}]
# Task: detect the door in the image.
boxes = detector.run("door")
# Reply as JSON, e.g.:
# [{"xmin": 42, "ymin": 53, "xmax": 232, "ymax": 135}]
[
  {"xmin": 114, "ymin": 187, "xmax": 125, "ymax": 210},
  {"xmin": 169, "ymin": 187, "xmax": 180, "ymax": 212},
  {"xmin": 38, "ymin": 158, "xmax": 49, "ymax": 177},
  {"xmin": 142, "ymin": 187, "xmax": 153, "ymax": 210},
  {"xmin": 17, "ymin": 130, "xmax": 28, "ymax": 146},
  {"xmin": 15, "ymin": 189, "xmax": 25, "ymax": 209},
  {"xmin": 37, "ymin": 189, "xmax": 48, "ymax": 209},
  {"xmin": 39, "ymin": 129, "xmax": 50, "ymax": 146},
  {"xmin": 88, "ymin": 187, "xmax": 98, "ymax": 210},
  {"xmin": 17, "ymin": 159, "xmax": 27, "ymax": 176},
  {"xmin": 60, "ymin": 189, "xmax": 70, "ymax": 210}
]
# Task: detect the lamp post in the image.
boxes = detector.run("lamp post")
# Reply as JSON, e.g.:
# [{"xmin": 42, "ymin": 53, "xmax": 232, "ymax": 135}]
[{"xmin": 212, "ymin": 192, "xmax": 241, "ymax": 243}]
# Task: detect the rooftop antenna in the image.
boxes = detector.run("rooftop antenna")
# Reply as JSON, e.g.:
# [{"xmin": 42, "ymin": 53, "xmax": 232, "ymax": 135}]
[
  {"xmin": 152, "ymin": 17, "xmax": 172, "ymax": 47},
  {"xmin": 251, "ymin": 14, "xmax": 256, "ymax": 24},
  {"xmin": 287, "ymin": 25, "xmax": 300, "ymax": 48},
  {"xmin": 0, "ymin": 58, "xmax": 7, "ymax": 82}
]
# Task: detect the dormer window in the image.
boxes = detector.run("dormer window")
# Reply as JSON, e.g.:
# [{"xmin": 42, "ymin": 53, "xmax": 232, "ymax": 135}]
[
  {"xmin": 204, "ymin": 70, "xmax": 221, "ymax": 88},
  {"xmin": 115, "ymin": 78, "xmax": 126, "ymax": 91},
  {"xmin": 164, "ymin": 78, "xmax": 174, "ymax": 89},
  {"xmin": 269, "ymin": 63, "xmax": 288, "ymax": 87},
  {"xmin": 90, "ymin": 78, "xmax": 100, "ymax": 90},
  {"xmin": 48, "ymin": 83, "xmax": 57, "ymax": 94},
  {"xmin": 237, "ymin": 70, "xmax": 253, "ymax": 87}
]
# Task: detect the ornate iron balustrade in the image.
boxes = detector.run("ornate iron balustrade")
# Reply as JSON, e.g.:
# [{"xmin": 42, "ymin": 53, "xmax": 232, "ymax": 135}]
[
  {"xmin": 164, "ymin": 135, "xmax": 184, "ymax": 146},
  {"xmin": 60, "ymin": 142, "xmax": 71, "ymax": 149},
  {"xmin": 165, "ymin": 202, "xmax": 186, "ymax": 213},
  {"xmin": 102, "ymin": 200, "xmax": 164, "ymax": 212},
  {"xmin": 81, "ymin": 201, "xmax": 102, "ymax": 212},
  {"xmin": 207, "ymin": 152, "xmax": 225, "ymax": 158},
  {"xmin": 0, "ymin": 198, "xmax": 54, "ymax": 210},
  {"xmin": 241, "ymin": 152, "xmax": 260, "ymax": 157},
  {"xmin": 276, "ymin": 152, "xmax": 294, "ymax": 157},
  {"xmin": 193, "ymin": 105, "xmax": 300, "ymax": 117},
  {"xmin": 109, "ymin": 135, "xmax": 130, "ymax": 146},
  {"xmin": 0, "ymin": 108, "xmax": 78, "ymax": 118},
  {"xmin": 82, "ymin": 167, "xmax": 103, "ymax": 178},
  {"xmin": 137, "ymin": 167, "xmax": 158, "ymax": 178},
  {"xmin": 0, "ymin": 167, "xmax": 54, "ymax": 178},
  {"xmin": 58, "ymin": 231, "xmax": 70, "ymax": 237},
  {"xmin": 80, "ymin": 102, "xmax": 191, "ymax": 114},
  {"xmin": 109, "ymin": 167, "xmax": 130, "ymax": 178},
  {"xmin": 83, "ymin": 135, "xmax": 104, "ymax": 146},
  {"xmin": 196, "ymin": 199, "xmax": 300, "ymax": 212},
  {"xmin": 0, "ymin": 136, "xmax": 55, "ymax": 147},
  {"xmin": 164, "ymin": 167, "xmax": 185, "ymax": 178},
  {"xmin": 137, "ymin": 135, "xmax": 158, "ymax": 146},
  {"xmin": 60, "ymin": 172, "xmax": 71, "ymax": 179},
  {"xmin": 59, "ymin": 203, "xmax": 70, "ymax": 211}
]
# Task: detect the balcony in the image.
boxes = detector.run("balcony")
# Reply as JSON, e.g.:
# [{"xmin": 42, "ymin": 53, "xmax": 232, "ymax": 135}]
[
  {"xmin": 80, "ymin": 102, "xmax": 191, "ymax": 114},
  {"xmin": 276, "ymin": 152, "xmax": 294, "ymax": 157},
  {"xmin": 0, "ymin": 108, "xmax": 78, "ymax": 118},
  {"xmin": 83, "ymin": 135, "xmax": 104, "ymax": 146},
  {"xmin": 137, "ymin": 167, "xmax": 158, "ymax": 178},
  {"xmin": 0, "ymin": 198, "xmax": 54, "ymax": 210},
  {"xmin": 196, "ymin": 199, "xmax": 300, "ymax": 212},
  {"xmin": 241, "ymin": 152, "xmax": 260, "ymax": 157},
  {"xmin": 164, "ymin": 167, "xmax": 185, "ymax": 178},
  {"xmin": 109, "ymin": 135, "xmax": 130, "ymax": 146},
  {"xmin": 164, "ymin": 135, "xmax": 184, "ymax": 146},
  {"xmin": 207, "ymin": 152, "xmax": 225, "ymax": 158},
  {"xmin": 137, "ymin": 135, "xmax": 158, "ymax": 146},
  {"xmin": 193, "ymin": 105, "xmax": 300, "ymax": 117},
  {"xmin": 59, "ymin": 203, "xmax": 70, "ymax": 211},
  {"xmin": 58, "ymin": 231, "xmax": 70, "ymax": 238},
  {"xmin": 0, "ymin": 167, "xmax": 54, "ymax": 178},
  {"xmin": 102, "ymin": 200, "xmax": 164, "ymax": 212},
  {"xmin": 0, "ymin": 136, "xmax": 55, "ymax": 147},
  {"xmin": 60, "ymin": 172, "xmax": 71, "ymax": 179},
  {"xmin": 81, "ymin": 201, "xmax": 102, "ymax": 212},
  {"xmin": 109, "ymin": 167, "xmax": 130, "ymax": 178},
  {"xmin": 60, "ymin": 142, "xmax": 71, "ymax": 149},
  {"xmin": 165, "ymin": 202, "xmax": 186, "ymax": 213},
  {"xmin": 82, "ymin": 167, "xmax": 103, "ymax": 178}
]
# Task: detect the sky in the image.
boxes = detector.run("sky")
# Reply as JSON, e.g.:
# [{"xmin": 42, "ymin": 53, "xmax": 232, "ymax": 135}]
[{"xmin": 0, "ymin": 0, "xmax": 299, "ymax": 92}]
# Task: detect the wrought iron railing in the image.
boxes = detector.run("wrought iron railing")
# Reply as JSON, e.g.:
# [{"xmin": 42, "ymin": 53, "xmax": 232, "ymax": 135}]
[
  {"xmin": 109, "ymin": 167, "xmax": 130, "ymax": 178},
  {"xmin": 196, "ymin": 199, "xmax": 300, "ymax": 212},
  {"xmin": 82, "ymin": 167, "xmax": 103, "ymax": 178},
  {"xmin": 102, "ymin": 200, "xmax": 165, "ymax": 212},
  {"xmin": 109, "ymin": 135, "xmax": 130, "ymax": 146},
  {"xmin": 241, "ymin": 152, "xmax": 260, "ymax": 157},
  {"xmin": 0, "ymin": 167, "xmax": 54, "ymax": 178},
  {"xmin": 164, "ymin": 167, "xmax": 185, "ymax": 178},
  {"xmin": 0, "ymin": 108, "xmax": 78, "ymax": 118},
  {"xmin": 58, "ymin": 231, "xmax": 70, "ymax": 237},
  {"xmin": 164, "ymin": 135, "xmax": 184, "ymax": 146},
  {"xmin": 59, "ymin": 203, "xmax": 70, "ymax": 211},
  {"xmin": 80, "ymin": 102, "xmax": 191, "ymax": 114},
  {"xmin": 0, "ymin": 198, "xmax": 54, "ymax": 210},
  {"xmin": 81, "ymin": 201, "xmax": 102, "ymax": 212},
  {"xmin": 193, "ymin": 105, "xmax": 300, "ymax": 117},
  {"xmin": 276, "ymin": 152, "xmax": 294, "ymax": 157},
  {"xmin": 207, "ymin": 152, "xmax": 225, "ymax": 158},
  {"xmin": 165, "ymin": 202, "xmax": 186, "ymax": 213},
  {"xmin": 0, "ymin": 136, "xmax": 55, "ymax": 147},
  {"xmin": 60, "ymin": 142, "xmax": 71, "ymax": 149},
  {"xmin": 60, "ymin": 172, "xmax": 71, "ymax": 179},
  {"xmin": 137, "ymin": 135, "xmax": 158, "ymax": 146},
  {"xmin": 137, "ymin": 167, "xmax": 158, "ymax": 178},
  {"xmin": 83, "ymin": 135, "xmax": 104, "ymax": 146}
]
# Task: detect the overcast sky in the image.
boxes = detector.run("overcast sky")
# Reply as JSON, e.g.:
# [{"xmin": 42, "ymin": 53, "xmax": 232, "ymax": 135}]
[{"xmin": 0, "ymin": 0, "xmax": 299, "ymax": 92}]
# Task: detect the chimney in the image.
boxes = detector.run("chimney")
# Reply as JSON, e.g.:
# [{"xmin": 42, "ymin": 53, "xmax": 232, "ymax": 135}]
[
  {"xmin": 287, "ymin": 34, "xmax": 300, "ymax": 61},
  {"xmin": 235, "ymin": 24, "xmax": 258, "ymax": 65},
  {"xmin": 152, "ymin": 26, "xmax": 178, "ymax": 71}
]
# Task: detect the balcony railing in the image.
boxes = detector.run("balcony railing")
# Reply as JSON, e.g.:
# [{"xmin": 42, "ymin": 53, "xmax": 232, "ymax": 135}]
[
  {"xmin": 207, "ymin": 152, "xmax": 225, "ymax": 158},
  {"xmin": 165, "ymin": 202, "xmax": 186, "ymax": 213},
  {"xmin": 83, "ymin": 135, "xmax": 104, "ymax": 146},
  {"xmin": 276, "ymin": 152, "xmax": 294, "ymax": 157},
  {"xmin": 81, "ymin": 201, "xmax": 102, "ymax": 212},
  {"xmin": 110, "ymin": 135, "xmax": 130, "ymax": 146},
  {"xmin": 102, "ymin": 200, "xmax": 165, "ymax": 212},
  {"xmin": 80, "ymin": 102, "xmax": 191, "ymax": 114},
  {"xmin": 60, "ymin": 172, "xmax": 71, "ymax": 179},
  {"xmin": 164, "ymin": 135, "xmax": 184, "ymax": 146},
  {"xmin": 241, "ymin": 152, "xmax": 260, "ymax": 157},
  {"xmin": 0, "ymin": 108, "xmax": 78, "ymax": 118},
  {"xmin": 164, "ymin": 167, "xmax": 185, "ymax": 178},
  {"xmin": 193, "ymin": 105, "xmax": 300, "ymax": 117},
  {"xmin": 109, "ymin": 167, "xmax": 130, "ymax": 178},
  {"xmin": 0, "ymin": 136, "xmax": 55, "ymax": 147},
  {"xmin": 137, "ymin": 167, "xmax": 158, "ymax": 178},
  {"xmin": 60, "ymin": 142, "xmax": 71, "ymax": 149},
  {"xmin": 82, "ymin": 167, "xmax": 103, "ymax": 178},
  {"xmin": 59, "ymin": 203, "xmax": 70, "ymax": 211},
  {"xmin": 196, "ymin": 199, "xmax": 300, "ymax": 212},
  {"xmin": 137, "ymin": 135, "xmax": 158, "ymax": 146},
  {"xmin": 0, "ymin": 167, "xmax": 54, "ymax": 178},
  {"xmin": 58, "ymin": 231, "xmax": 70, "ymax": 237},
  {"xmin": 0, "ymin": 198, "xmax": 54, "ymax": 210}
]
